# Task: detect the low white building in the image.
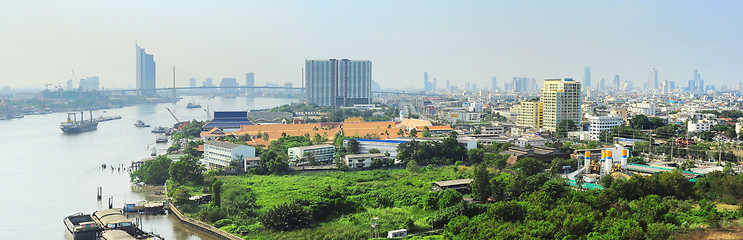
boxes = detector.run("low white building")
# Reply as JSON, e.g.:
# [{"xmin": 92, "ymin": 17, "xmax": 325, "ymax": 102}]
[
  {"xmin": 203, "ymin": 140, "xmax": 256, "ymax": 169},
  {"xmin": 688, "ymin": 119, "xmax": 715, "ymax": 132},
  {"xmin": 468, "ymin": 101, "xmax": 484, "ymax": 112},
  {"xmin": 512, "ymin": 137, "xmax": 547, "ymax": 148},
  {"xmin": 446, "ymin": 112, "xmax": 482, "ymax": 123},
  {"xmin": 344, "ymin": 153, "xmax": 386, "ymax": 169},
  {"xmin": 588, "ymin": 115, "xmax": 624, "ymax": 140},
  {"xmin": 287, "ymin": 144, "xmax": 336, "ymax": 164},
  {"xmin": 387, "ymin": 229, "xmax": 408, "ymax": 239},
  {"xmin": 482, "ymin": 125, "xmax": 506, "ymax": 135},
  {"xmin": 243, "ymin": 156, "xmax": 261, "ymax": 172},
  {"xmin": 628, "ymin": 101, "xmax": 656, "ymax": 116}
]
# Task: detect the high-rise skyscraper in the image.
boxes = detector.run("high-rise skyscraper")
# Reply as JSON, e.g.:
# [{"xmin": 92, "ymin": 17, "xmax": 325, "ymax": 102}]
[
  {"xmin": 203, "ymin": 78, "xmax": 213, "ymax": 87},
  {"xmin": 189, "ymin": 77, "xmax": 197, "ymax": 88},
  {"xmin": 337, "ymin": 59, "xmax": 372, "ymax": 106},
  {"xmin": 583, "ymin": 66, "xmax": 591, "ymax": 89},
  {"xmin": 135, "ymin": 44, "xmax": 156, "ymax": 95},
  {"xmin": 305, "ymin": 59, "xmax": 372, "ymax": 106},
  {"xmin": 66, "ymin": 79, "xmax": 73, "ymax": 90},
  {"xmin": 491, "ymin": 76, "xmax": 498, "ymax": 90},
  {"xmin": 541, "ymin": 78, "xmax": 581, "ymax": 131},
  {"xmin": 220, "ymin": 78, "xmax": 238, "ymax": 94},
  {"xmin": 245, "ymin": 72, "xmax": 255, "ymax": 95},
  {"xmin": 599, "ymin": 78, "xmax": 605, "ymax": 90},
  {"xmin": 613, "ymin": 74, "xmax": 621, "ymax": 92},
  {"xmin": 648, "ymin": 67, "xmax": 658, "ymax": 90},
  {"xmin": 423, "ymin": 72, "xmax": 429, "ymax": 91}
]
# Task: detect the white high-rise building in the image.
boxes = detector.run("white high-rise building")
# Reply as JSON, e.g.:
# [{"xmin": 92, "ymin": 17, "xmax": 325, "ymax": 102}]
[
  {"xmin": 135, "ymin": 44, "xmax": 156, "ymax": 95},
  {"xmin": 305, "ymin": 59, "xmax": 372, "ymax": 106}
]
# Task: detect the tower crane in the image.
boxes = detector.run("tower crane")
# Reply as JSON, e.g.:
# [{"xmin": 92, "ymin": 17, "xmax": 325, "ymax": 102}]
[{"xmin": 165, "ymin": 107, "xmax": 180, "ymax": 123}]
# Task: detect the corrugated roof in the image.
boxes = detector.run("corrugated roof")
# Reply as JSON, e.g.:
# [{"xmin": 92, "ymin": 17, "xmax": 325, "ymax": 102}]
[
  {"xmin": 433, "ymin": 178, "xmax": 473, "ymax": 187},
  {"xmin": 415, "ymin": 125, "xmax": 453, "ymax": 131},
  {"xmin": 203, "ymin": 111, "xmax": 254, "ymax": 130},
  {"xmin": 398, "ymin": 118, "xmax": 432, "ymax": 128},
  {"xmin": 93, "ymin": 209, "xmax": 131, "ymax": 226},
  {"xmin": 101, "ymin": 230, "xmax": 137, "ymax": 240},
  {"xmin": 205, "ymin": 140, "xmax": 249, "ymax": 150},
  {"xmin": 345, "ymin": 153, "xmax": 386, "ymax": 158}
]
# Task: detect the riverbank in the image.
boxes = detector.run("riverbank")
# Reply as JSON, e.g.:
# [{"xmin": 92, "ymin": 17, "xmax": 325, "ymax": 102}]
[{"xmin": 0, "ymin": 97, "xmax": 297, "ymax": 239}]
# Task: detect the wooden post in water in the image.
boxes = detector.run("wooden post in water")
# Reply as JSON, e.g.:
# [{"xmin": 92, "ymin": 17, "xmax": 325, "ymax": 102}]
[
  {"xmin": 97, "ymin": 187, "xmax": 102, "ymax": 200},
  {"xmin": 108, "ymin": 196, "xmax": 113, "ymax": 209}
]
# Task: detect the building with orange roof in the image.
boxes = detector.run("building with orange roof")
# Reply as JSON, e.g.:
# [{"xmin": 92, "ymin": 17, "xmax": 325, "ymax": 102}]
[
  {"xmin": 397, "ymin": 118, "xmax": 432, "ymax": 131},
  {"xmin": 344, "ymin": 117, "xmax": 364, "ymax": 123},
  {"xmin": 415, "ymin": 125, "xmax": 453, "ymax": 136},
  {"xmin": 231, "ymin": 121, "xmax": 405, "ymax": 148},
  {"xmin": 201, "ymin": 127, "xmax": 229, "ymax": 141}
]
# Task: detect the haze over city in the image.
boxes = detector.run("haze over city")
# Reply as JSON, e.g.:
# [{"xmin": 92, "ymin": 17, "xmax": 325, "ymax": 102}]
[{"xmin": 1, "ymin": 0, "xmax": 741, "ymax": 89}]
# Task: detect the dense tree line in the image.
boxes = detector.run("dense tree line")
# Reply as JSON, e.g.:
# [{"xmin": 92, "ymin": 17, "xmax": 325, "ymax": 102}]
[
  {"xmin": 451, "ymin": 164, "xmax": 741, "ymax": 239},
  {"xmin": 396, "ymin": 132, "xmax": 467, "ymax": 165}
]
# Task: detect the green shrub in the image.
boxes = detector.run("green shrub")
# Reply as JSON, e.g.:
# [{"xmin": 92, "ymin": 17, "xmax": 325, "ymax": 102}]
[{"xmin": 261, "ymin": 201, "xmax": 314, "ymax": 231}]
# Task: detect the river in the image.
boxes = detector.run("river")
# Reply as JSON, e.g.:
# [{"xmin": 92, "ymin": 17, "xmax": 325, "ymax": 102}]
[{"xmin": 0, "ymin": 96, "xmax": 296, "ymax": 240}]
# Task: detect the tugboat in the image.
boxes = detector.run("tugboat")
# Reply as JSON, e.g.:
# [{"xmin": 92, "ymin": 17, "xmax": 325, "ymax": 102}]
[
  {"xmin": 61, "ymin": 111, "xmax": 98, "ymax": 133},
  {"xmin": 156, "ymin": 134, "xmax": 168, "ymax": 143},
  {"xmin": 151, "ymin": 126, "xmax": 167, "ymax": 133},
  {"xmin": 63, "ymin": 213, "xmax": 103, "ymax": 240},
  {"xmin": 134, "ymin": 120, "xmax": 150, "ymax": 127},
  {"xmin": 186, "ymin": 102, "xmax": 201, "ymax": 109}
]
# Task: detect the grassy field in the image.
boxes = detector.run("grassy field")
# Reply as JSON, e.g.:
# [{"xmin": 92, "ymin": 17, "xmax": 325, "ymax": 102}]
[{"xmin": 179, "ymin": 166, "xmax": 472, "ymax": 239}]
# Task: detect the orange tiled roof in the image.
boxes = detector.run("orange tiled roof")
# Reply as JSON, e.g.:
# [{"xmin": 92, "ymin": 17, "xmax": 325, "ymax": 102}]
[
  {"xmin": 398, "ymin": 118, "xmax": 432, "ymax": 128},
  {"xmin": 415, "ymin": 125, "xmax": 453, "ymax": 131}
]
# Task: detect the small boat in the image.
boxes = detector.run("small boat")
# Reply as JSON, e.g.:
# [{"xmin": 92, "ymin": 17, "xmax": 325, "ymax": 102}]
[
  {"xmin": 186, "ymin": 102, "xmax": 201, "ymax": 109},
  {"xmin": 134, "ymin": 120, "xmax": 150, "ymax": 128},
  {"xmin": 64, "ymin": 213, "xmax": 103, "ymax": 240},
  {"xmin": 151, "ymin": 126, "xmax": 167, "ymax": 133},
  {"xmin": 156, "ymin": 134, "xmax": 168, "ymax": 143},
  {"xmin": 123, "ymin": 201, "xmax": 168, "ymax": 214}
]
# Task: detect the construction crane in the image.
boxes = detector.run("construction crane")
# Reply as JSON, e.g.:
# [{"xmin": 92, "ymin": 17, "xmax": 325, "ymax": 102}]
[{"xmin": 165, "ymin": 107, "xmax": 180, "ymax": 123}]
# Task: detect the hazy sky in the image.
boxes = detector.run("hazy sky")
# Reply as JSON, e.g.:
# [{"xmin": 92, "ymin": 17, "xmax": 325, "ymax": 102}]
[{"xmin": 1, "ymin": 0, "xmax": 741, "ymax": 90}]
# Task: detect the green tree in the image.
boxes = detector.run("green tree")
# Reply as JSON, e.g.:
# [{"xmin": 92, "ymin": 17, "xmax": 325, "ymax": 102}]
[
  {"xmin": 490, "ymin": 172, "xmax": 512, "ymax": 201},
  {"xmin": 471, "ymin": 163, "xmax": 492, "ymax": 202},
  {"xmin": 130, "ymin": 155, "xmax": 172, "ymax": 184},
  {"xmin": 261, "ymin": 201, "xmax": 314, "ymax": 231},
  {"xmin": 169, "ymin": 155, "xmax": 205, "ymax": 185},
  {"xmin": 467, "ymin": 148, "xmax": 485, "ymax": 164},
  {"xmin": 631, "ymin": 114, "xmax": 650, "ymax": 129},
  {"xmin": 725, "ymin": 128, "xmax": 737, "ymax": 140},
  {"xmin": 182, "ymin": 120, "xmax": 205, "ymax": 138},
  {"xmin": 512, "ymin": 157, "xmax": 547, "ymax": 176},
  {"xmin": 437, "ymin": 189, "xmax": 463, "ymax": 209},
  {"xmin": 556, "ymin": 120, "xmax": 576, "ymax": 138},
  {"xmin": 313, "ymin": 133, "xmax": 325, "ymax": 145},
  {"xmin": 368, "ymin": 148, "xmax": 381, "ymax": 154},
  {"xmin": 211, "ymin": 180, "xmax": 223, "ymax": 208},
  {"xmin": 407, "ymin": 159, "xmax": 420, "ymax": 173},
  {"xmin": 422, "ymin": 126, "xmax": 432, "ymax": 137},
  {"xmin": 410, "ymin": 128, "xmax": 418, "ymax": 137},
  {"xmin": 700, "ymin": 131, "xmax": 715, "ymax": 141},
  {"xmin": 346, "ymin": 138, "xmax": 359, "ymax": 154},
  {"xmin": 171, "ymin": 186, "xmax": 192, "ymax": 204}
]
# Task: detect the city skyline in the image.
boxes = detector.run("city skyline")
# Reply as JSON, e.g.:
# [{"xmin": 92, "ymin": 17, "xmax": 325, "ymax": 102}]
[{"xmin": 0, "ymin": 1, "xmax": 741, "ymax": 90}]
